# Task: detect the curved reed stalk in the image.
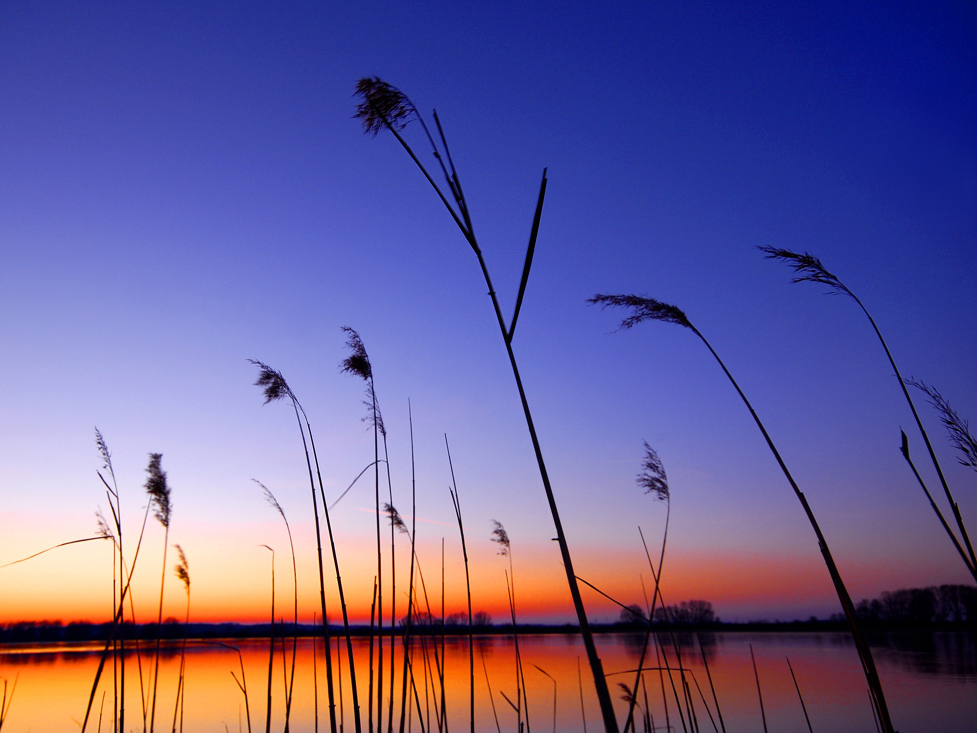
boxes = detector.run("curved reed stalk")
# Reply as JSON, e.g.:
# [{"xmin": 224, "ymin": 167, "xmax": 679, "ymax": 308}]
[
  {"xmin": 590, "ymin": 292, "xmax": 895, "ymax": 733},
  {"xmin": 760, "ymin": 246, "xmax": 977, "ymax": 578},
  {"xmin": 340, "ymin": 327, "xmax": 395, "ymax": 733},
  {"xmin": 145, "ymin": 452, "xmax": 172, "ymax": 733},
  {"xmin": 250, "ymin": 360, "xmax": 356, "ymax": 733},
  {"xmin": 171, "ymin": 545, "xmax": 190, "ymax": 733},
  {"xmin": 257, "ymin": 482, "xmax": 298, "ymax": 730},
  {"xmin": 445, "ymin": 435, "xmax": 475, "ymax": 733},
  {"xmin": 355, "ymin": 76, "xmax": 619, "ymax": 733}
]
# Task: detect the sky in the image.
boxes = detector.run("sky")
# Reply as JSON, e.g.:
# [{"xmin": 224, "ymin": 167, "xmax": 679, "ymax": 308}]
[{"xmin": 1, "ymin": 1, "xmax": 975, "ymax": 626}]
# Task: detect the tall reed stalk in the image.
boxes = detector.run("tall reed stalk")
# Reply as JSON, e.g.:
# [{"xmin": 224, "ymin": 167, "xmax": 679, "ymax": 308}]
[
  {"xmin": 590, "ymin": 293, "xmax": 895, "ymax": 733},
  {"xmin": 760, "ymin": 246, "xmax": 977, "ymax": 581},
  {"xmin": 354, "ymin": 75, "xmax": 619, "ymax": 733},
  {"xmin": 445, "ymin": 435, "xmax": 474, "ymax": 733},
  {"xmin": 340, "ymin": 327, "xmax": 394, "ymax": 733},
  {"xmin": 171, "ymin": 546, "xmax": 190, "ymax": 733},
  {"xmin": 145, "ymin": 452, "xmax": 172, "ymax": 733},
  {"xmin": 250, "ymin": 360, "xmax": 357, "ymax": 733},
  {"xmin": 257, "ymin": 482, "xmax": 298, "ymax": 730}
]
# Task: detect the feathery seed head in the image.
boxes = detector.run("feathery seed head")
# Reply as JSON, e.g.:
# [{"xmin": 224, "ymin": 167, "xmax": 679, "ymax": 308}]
[
  {"xmin": 174, "ymin": 544, "xmax": 190, "ymax": 593},
  {"xmin": 94, "ymin": 427, "xmax": 111, "ymax": 470},
  {"xmin": 906, "ymin": 378, "xmax": 977, "ymax": 471},
  {"xmin": 588, "ymin": 293, "xmax": 693, "ymax": 330},
  {"xmin": 144, "ymin": 453, "xmax": 171, "ymax": 529},
  {"xmin": 759, "ymin": 246, "xmax": 854, "ymax": 299},
  {"xmin": 340, "ymin": 327, "xmax": 372, "ymax": 381},
  {"xmin": 491, "ymin": 520, "xmax": 510, "ymax": 556},
  {"xmin": 637, "ymin": 441, "xmax": 669, "ymax": 501},
  {"xmin": 255, "ymin": 479, "xmax": 286, "ymax": 521},
  {"xmin": 95, "ymin": 509, "xmax": 114, "ymax": 540},
  {"xmin": 354, "ymin": 77, "xmax": 417, "ymax": 136},
  {"xmin": 249, "ymin": 359, "xmax": 293, "ymax": 404},
  {"xmin": 385, "ymin": 503, "xmax": 408, "ymax": 534}
]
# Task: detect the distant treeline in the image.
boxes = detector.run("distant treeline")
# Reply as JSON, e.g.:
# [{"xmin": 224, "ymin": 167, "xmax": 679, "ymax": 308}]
[{"xmin": 853, "ymin": 584, "xmax": 976, "ymax": 625}]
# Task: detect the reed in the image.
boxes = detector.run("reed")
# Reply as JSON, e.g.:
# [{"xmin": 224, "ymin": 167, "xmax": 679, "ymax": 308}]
[
  {"xmin": 146, "ymin": 453, "xmax": 173, "ymax": 733},
  {"xmin": 445, "ymin": 435, "xmax": 475, "ymax": 733},
  {"xmin": 250, "ymin": 359, "xmax": 350, "ymax": 733},
  {"xmin": 355, "ymin": 77, "xmax": 620, "ymax": 733},
  {"xmin": 589, "ymin": 292, "xmax": 895, "ymax": 733},
  {"xmin": 257, "ymin": 481, "xmax": 299, "ymax": 730},
  {"xmin": 340, "ymin": 327, "xmax": 394, "ymax": 733},
  {"xmin": 786, "ymin": 657, "xmax": 814, "ymax": 733},
  {"xmin": 760, "ymin": 246, "xmax": 977, "ymax": 579},
  {"xmin": 261, "ymin": 545, "xmax": 275, "ymax": 733},
  {"xmin": 491, "ymin": 520, "xmax": 530, "ymax": 733},
  {"xmin": 396, "ymin": 406, "xmax": 420, "ymax": 733},
  {"xmin": 171, "ymin": 545, "xmax": 190, "ymax": 733},
  {"xmin": 0, "ymin": 675, "xmax": 16, "ymax": 732}
]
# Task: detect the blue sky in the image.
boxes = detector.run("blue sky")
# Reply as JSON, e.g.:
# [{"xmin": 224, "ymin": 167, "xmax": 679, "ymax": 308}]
[{"xmin": 1, "ymin": 1, "xmax": 974, "ymax": 623}]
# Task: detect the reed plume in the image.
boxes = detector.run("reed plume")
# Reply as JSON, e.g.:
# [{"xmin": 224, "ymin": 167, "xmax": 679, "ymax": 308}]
[
  {"xmin": 760, "ymin": 246, "xmax": 977, "ymax": 578},
  {"xmin": 355, "ymin": 77, "xmax": 619, "ymax": 732},
  {"xmin": 146, "ymin": 452, "xmax": 172, "ymax": 733},
  {"xmin": 341, "ymin": 326, "xmax": 396, "ymax": 733},
  {"xmin": 249, "ymin": 359, "xmax": 349, "ymax": 733},
  {"xmin": 906, "ymin": 379, "xmax": 977, "ymax": 472},
  {"xmin": 257, "ymin": 480, "xmax": 298, "ymax": 731},
  {"xmin": 172, "ymin": 545, "xmax": 190, "ymax": 733},
  {"xmin": 590, "ymin": 292, "xmax": 895, "ymax": 733}
]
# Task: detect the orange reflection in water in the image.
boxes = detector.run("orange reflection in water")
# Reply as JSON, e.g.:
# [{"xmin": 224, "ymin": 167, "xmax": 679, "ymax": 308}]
[{"xmin": 1, "ymin": 631, "xmax": 975, "ymax": 732}]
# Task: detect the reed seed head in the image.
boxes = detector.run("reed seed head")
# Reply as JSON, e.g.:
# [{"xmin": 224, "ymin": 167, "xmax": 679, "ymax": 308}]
[
  {"xmin": 340, "ymin": 326, "xmax": 372, "ymax": 381},
  {"xmin": 144, "ymin": 453, "xmax": 171, "ymax": 529},
  {"xmin": 95, "ymin": 508, "xmax": 113, "ymax": 540},
  {"xmin": 638, "ymin": 441, "xmax": 669, "ymax": 502},
  {"xmin": 384, "ymin": 503, "xmax": 408, "ymax": 535},
  {"xmin": 174, "ymin": 544, "xmax": 190, "ymax": 594},
  {"xmin": 906, "ymin": 378, "xmax": 977, "ymax": 471},
  {"xmin": 759, "ymin": 246, "xmax": 855, "ymax": 299},
  {"xmin": 94, "ymin": 427, "xmax": 111, "ymax": 470},
  {"xmin": 354, "ymin": 77, "xmax": 417, "ymax": 136},
  {"xmin": 490, "ymin": 520, "xmax": 510, "ymax": 556},
  {"xmin": 249, "ymin": 359, "xmax": 294, "ymax": 404},
  {"xmin": 255, "ymin": 479, "xmax": 287, "ymax": 522},
  {"xmin": 588, "ymin": 293, "xmax": 693, "ymax": 330}
]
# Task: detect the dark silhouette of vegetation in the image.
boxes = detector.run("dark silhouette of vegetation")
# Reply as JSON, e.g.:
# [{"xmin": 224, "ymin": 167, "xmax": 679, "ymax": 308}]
[
  {"xmin": 590, "ymin": 292, "xmax": 895, "ymax": 733},
  {"xmin": 355, "ymin": 75, "xmax": 620, "ymax": 732},
  {"xmin": 761, "ymin": 247, "xmax": 977, "ymax": 583},
  {"xmin": 856, "ymin": 585, "xmax": 977, "ymax": 625}
]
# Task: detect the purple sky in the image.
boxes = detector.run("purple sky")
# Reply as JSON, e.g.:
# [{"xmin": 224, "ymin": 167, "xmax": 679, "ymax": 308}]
[{"xmin": 1, "ymin": 1, "xmax": 974, "ymax": 623}]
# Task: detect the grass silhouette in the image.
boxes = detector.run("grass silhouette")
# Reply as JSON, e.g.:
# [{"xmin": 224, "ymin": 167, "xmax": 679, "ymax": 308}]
[{"xmin": 589, "ymin": 292, "xmax": 895, "ymax": 733}]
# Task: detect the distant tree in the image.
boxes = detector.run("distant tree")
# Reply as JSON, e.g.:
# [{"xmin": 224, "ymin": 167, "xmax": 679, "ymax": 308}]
[
  {"xmin": 654, "ymin": 600, "xmax": 715, "ymax": 626},
  {"xmin": 472, "ymin": 611, "xmax": 492, "ymax": 628},
  {"xmin": 445, "ymin": 612, "xmax": 466, "ymax": 627},
  {"xmin": 619, "ymin": 604, "xmax": 646, "ymax": 625}
]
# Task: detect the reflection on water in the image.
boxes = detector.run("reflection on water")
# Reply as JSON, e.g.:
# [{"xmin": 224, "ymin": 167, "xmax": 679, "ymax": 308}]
[{"xmin": 0, "ymin": 631, "xmax": 973, "ymax": 732}]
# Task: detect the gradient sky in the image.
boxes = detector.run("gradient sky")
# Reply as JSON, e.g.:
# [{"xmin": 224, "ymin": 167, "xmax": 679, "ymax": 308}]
[{"xmin": 1, "ymin": 1, "xmax": 974, "ymax": 626}]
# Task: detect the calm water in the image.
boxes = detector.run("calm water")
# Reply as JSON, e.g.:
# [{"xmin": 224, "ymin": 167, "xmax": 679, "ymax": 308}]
[{"xmin": 0, "ymin": 631, "xmax": 973, "ymax": 732}]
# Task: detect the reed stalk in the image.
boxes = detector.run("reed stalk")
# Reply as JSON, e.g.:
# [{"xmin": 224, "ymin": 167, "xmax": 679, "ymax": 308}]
[
  {"xmin": 397, "ymin": 406, "xmax": 420, "ymax": 733},
  {"xmin": 445, "ymin": 435, "xmax": 474, "ymax": 733},
  {"xmin": 262, "ymin": 545, "xmax": 275, "ymax": 733},
  {"xmin": 355, "ymin": 78, "xmax": 619, "ymax": 732},
  {"xmin": 145, "ymin": 453, "xmax": 172, "ymax": 733},
  {"xmin": 750, "ymin": 645, "xmax": 767, "ymax": 733},
  {"xmin": 171, "ymin": 545, "xmax": 190, "ymax": 733},
  {"xmin": 256, "ymin": 482, "xmax": 298, "ymax": 731},
  {"xmin": 761, "ymin": 247, "xmax": 977, "ymax": 578},
  {"xmin": 786, "ymin": 657, "xmax": 814, "ymax": 733},
  {"xmin": 339, "ymin": 328, "xmax": 386, "ymax": 733},
  {"xmin": 0, "ymin": 675, "xmax": 17, "ymax": 731},
  {"xmin": 250, "ymin": 360, "xmax": 355, "ymax": 733},
  {"xmin": 590, "ymin": 293, "xmax": 895, "ymax": 733}
]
